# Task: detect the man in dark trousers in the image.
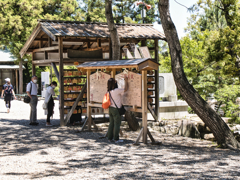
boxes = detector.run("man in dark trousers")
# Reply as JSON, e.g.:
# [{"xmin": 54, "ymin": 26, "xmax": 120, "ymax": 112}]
[{"xmin": 26, "ymin": 75, "xmax": 39, "ymax": 125}]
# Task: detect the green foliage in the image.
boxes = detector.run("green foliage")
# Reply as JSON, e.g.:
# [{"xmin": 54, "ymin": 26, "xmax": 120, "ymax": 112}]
[
  {"xmin": 112, "ymin": 0, "xmax": 158, "ymax": 24},
  {"xmin": 214, "ymin": 85, "xmax": 240, "ymax": 121},
  {"xmin": 78, "ymin": 0, "xmax": 106, "ymax": 22}
]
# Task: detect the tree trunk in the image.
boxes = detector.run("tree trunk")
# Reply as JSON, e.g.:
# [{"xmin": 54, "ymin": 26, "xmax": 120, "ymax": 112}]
[
  {"xmin": 105, "ymin": 0, "xmax": 120, "ymax": 60},
  {"xmin": 19, "ymin": 59, "xmax": 23, "ymax": 94},
  {"xmin": 125, "ymin": 111, "xmax": 140, "ymax": 131},
  {"xmin": 158, "ymin": 0, "xmax": 240, "ymax": 149}
]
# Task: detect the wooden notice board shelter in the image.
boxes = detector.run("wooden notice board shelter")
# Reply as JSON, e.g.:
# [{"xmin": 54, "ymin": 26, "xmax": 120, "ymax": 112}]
[
  {"xmin": 77, "ymin": 58, "xmax": 160, "ymax": 144},
  {"xmin": 19, "ymin": 19, "xmax": 165, "ymax": 126}
]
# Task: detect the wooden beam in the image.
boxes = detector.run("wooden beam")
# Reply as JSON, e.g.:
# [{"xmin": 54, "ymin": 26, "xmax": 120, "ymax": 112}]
[
  {"xmin": 15, "ymin": 69, "xmax": 19, "ymax": 94},
  {"xmin": 48, "ymin": 37, "xmax": 52, "ymax": 47},
  {"xmin": 39, "ymin": 40, "xmax": 43, "ymax": 48},
  {"xmin": 141, "ymin": 40, "xmax": 146, "ymax": 46},
  {"xmin": 133, "ymin": 128, "xmax": 143, "ymax": 145},
  {"xmin": 33, "ymin": 46, "xmax": 58, "ymax": 53},
  {"xmin": 109, "ymin": 39, "xmax": 112, "ymax": 60},
  {"xmin": 32, "ymin": 53, "xmax": 36, "ymax": 76},
  {"xmin": 148, "ymin": 102, "xmax": 158, "ymax": 122},
  {"xmin": 64, "ymin": 83, "xmax": 87, "ymax": 125},
  {"xmin": 32, "ymin": 59, "xmax": 59, "ymax": 65},
  {"xmin": 97, "ymin": 39, "xmax": 101, "ymax": 47},
  {"xmin": 44, "ymin": 51, "xmax": 48, "ymax": 60},
  {"xmin": 111, "ymin": 69, "xmax": 116, "ymax": 78},
  {"xmin": 58, "ymin": 37, "xmax": 64, "ymax": 126},
  {"xmin": 87, "ymin": 69, "xmax": 92, "ymax": 130},
  {"xmin": 51, "ymin": 62, "xmax": 59, "ymax": 82},
  {"xmin": 142, "ymin": 70, "xmax": 148, "ymax": 144},
  {"xmin": 154, "ymin": 39, "xmax": 159, "ymax": 120}
]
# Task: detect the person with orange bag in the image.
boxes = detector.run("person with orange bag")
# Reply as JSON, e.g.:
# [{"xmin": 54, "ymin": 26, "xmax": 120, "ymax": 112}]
[{"xmin": 106, "ymin": 77, "xmax": 128, "ymax": 143}]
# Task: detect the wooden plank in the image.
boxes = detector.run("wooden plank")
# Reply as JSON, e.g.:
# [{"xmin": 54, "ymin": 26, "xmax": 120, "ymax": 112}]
[
  {"xmin": 32, "ymin": 46, "xmax": 58, "ymax": 53},
  {"xmin": 87, "ymin": 69, "xmax": 92, "ymax": 130},
  {"xmin": 148, "ymin": 102, "xmax": 158, "ymax": 121},
  {"xmin": 64, "ymin": 83, "xmax": 87, "ymax": 125},
  {"xmin": 147, "ymin": 128, "xmax": 155, "ymax": 143},
  {"xmin": 154, "ymin": 39, "xmax": 159, "ymax": 120},
  {"xmin": 133, "ymin": 127, "xmax": 143, "ymax": 145},
  {"xmin": 58, "ymin": 37, "xmax": 64, "ymax": 126},
  {"xmin": 51, "ymin": 62, "xmax": 59, "ymax": 82},
  {"xmin": 81, "ymin": 118, "xmax": 88, "ymax": 131},
  {"xmin": 142, "ymin": 70, "xmax": 148, "ymax": 144},
  {"xmin": 32, "ymin": 59, "xmax": 59, "ymax": 64}
]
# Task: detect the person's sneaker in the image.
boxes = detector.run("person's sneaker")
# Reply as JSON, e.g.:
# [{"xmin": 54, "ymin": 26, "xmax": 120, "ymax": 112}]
[
  {"xmin": 115, "ymin": 139, "xmax": 124, "ymax": 143},
  {"xmin": 7, "ymin": 108, "xmax": 10, "ymax": 113},
  {"xmin": 46, "ymin": 123, "xmax": 52, "ymax": 127}
]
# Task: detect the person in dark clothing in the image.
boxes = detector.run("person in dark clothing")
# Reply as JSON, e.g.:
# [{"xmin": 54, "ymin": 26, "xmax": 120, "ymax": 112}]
[
  {"xmin": 44, "ymin": 81, "xmax": 57, "ymax": 126},
  {"xmin": 1, "ymin": 78, "xmax": 16, "ymax": 113}
]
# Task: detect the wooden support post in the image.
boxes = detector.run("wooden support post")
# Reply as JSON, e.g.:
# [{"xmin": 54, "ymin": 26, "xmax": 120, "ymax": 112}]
[
  {"xmin": 154, "ymin": 39, "xmax": 159, "ymax": 121},
  {"xmin": 111, "ymin": 69, "xmax": 116, "ymax": 78},
  {"xmin": 32, "ymin": 53, "xmax": 36, "ymax": 76},
  {"xmin": 51, "ymin": 62, "xmax": 59, "ymax": 82},
  {"xmin": 44, "ymin": 51, "xmax": 48, "ymax": 60},
  {"xmin": 50, "ymin": 65, "xmax": 52, "ymax": 83},
  {"xmin": 58, "ymin": 37, "xmax": 64, "ymax": 126},
  {"xmin": 109, "ymin": 38, "xmax": 112, "ymax": 60},
  {"xmin": 141, "ymin": 40, "xmax": 146, "ymax": 47},
  {"xmin": 97, "ymin": 39, "xmax": 101, "ymax": 47},
  {"xmin": 48, "ymin": 37, "xmax": 52, "ymax": 47},
  {"xmin": 15, "ymin": 69, "xmax": 19, "ymax": 94},
  {"xmin": 142, "ymin": 70, "xmax": 148, "ymax": 144},
  {"xmin": 64, "ymin": 83, "xmax": 87, "ymax": 125},
  {"xmin": 87, "ymin": 69, "xmax": 92, "ymax": 130},
  {"xmin": 133, "ymin": 128, "xmax": 143, "ymax": 145}
]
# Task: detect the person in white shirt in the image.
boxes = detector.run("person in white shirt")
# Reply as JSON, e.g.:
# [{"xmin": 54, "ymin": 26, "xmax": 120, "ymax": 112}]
[
  {"xmin": 107, "ymin": 77, "xmax": 128, "ymax": 143},
  {"xmin": 26, "ymin": 75, "xmax": 39, "ymax": 125},
  {"xmin": 44, "ymin": 81, "xmax": 57, "ymax": 126}
]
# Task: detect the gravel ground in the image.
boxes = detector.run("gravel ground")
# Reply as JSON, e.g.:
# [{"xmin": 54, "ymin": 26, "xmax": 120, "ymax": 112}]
[{"xmin": 0, "ymin": 99, "xmax": 240, "ymax": 180}]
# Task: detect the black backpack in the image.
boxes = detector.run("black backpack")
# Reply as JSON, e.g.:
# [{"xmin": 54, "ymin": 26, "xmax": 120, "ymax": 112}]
[{"xmin": 3, "ymin": 84, "xmax": 13, "ymax": 95}]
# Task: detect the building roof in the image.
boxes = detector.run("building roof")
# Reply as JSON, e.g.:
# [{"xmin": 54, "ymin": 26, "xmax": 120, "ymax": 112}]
[
  {"xmin": 0, "ymin": 49, "xmax": 16, "ymax": 62},
  {"xmin": 39, "ymin": 19, "xmax": 165, "ymax": 40},
  {"xmin": 77, "ymin": 58, "xmax": 159, "ymax": 71},
  {"xmin": 20, "ymin": 19, "xmax": 166, "ymax": 57}
]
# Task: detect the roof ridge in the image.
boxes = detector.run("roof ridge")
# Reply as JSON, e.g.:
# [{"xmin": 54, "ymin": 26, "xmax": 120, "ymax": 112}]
[{"xmin": 38, "ymin": 19, "xmax": 154, "ymax": 26}]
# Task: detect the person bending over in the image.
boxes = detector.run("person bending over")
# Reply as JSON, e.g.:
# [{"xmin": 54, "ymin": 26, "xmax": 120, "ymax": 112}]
[{"xmin": 44, "ymin": 81, "xmax": 57, "ymax": 126}]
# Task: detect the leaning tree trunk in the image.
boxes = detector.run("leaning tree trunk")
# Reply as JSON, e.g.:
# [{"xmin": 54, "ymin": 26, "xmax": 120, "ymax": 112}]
[
  {"xmin": 158, "ymin": 0, "xmax": 240, "ymax": 149},
  {"xmin": 105, "ymin": 0, "xmax": 120, "ymax": 60},
  {"xmin": 19, "ymin": 59, "xmax": 23, "ymax": 94}
]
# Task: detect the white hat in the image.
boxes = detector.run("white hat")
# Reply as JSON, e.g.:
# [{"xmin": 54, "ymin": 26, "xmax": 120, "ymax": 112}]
[{"xmin": 5, "ymin": 78, "xmax": 10, "ymax": 82}]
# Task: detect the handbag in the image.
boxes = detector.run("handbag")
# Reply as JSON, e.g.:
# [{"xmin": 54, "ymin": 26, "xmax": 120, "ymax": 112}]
[
  {"xmin": 23, "ymin": 82, "xmax": 32, "ymax": 103},
  {"xmin": 109, "ymin": 91, "xmax": 126, "ymax": 116}
]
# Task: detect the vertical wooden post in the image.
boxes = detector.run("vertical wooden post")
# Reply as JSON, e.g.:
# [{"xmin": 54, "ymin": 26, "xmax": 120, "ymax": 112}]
[
  {"xmin": 50, "ymin": 65, "xmax": 52, "ymax": 83},
  {"xmin": 19, "ymin": 59, "xmax": 23, "ymax": 94},
  {"xmin": 111, "ymin": 69, "xmax": 116, "ymax": 78},
  {"xmin": 15, "ymin": 69, "xmax": 19, "ymax": 94},
  {"xmin": 154, "ymin": 39, "xmax": 159, "ymax": 121},
  {"xmin": 32, "ymin": 53, "xmax": 36, "ymax": 76},
  {"xmin": 109, "ymin": 38, "xmax": 112, "ymax": 60},
  {"xmin": 48, "ymin": 37, "xmax": 52, "ymax": 47},
  {"xmin": 58, "ymin": 37, "xmax": 64, "ymax": 126},
  {"xmin": 141, "ymin": 39, "xmax": 146, "ymax": 47},
  {"xmin": 142, "ymin": 70, "xmax": 148, "ymax": 144},
  {"xmin": 87, "ymin": 69, "xmax": 92, "ymax": 130},
  {"xmin": 97, "ymin": 39, "xmax": 101, "ymax": 47}
]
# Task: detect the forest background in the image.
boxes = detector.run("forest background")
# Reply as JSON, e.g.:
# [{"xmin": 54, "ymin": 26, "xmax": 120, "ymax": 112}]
[{"xmin": 0, "ymin": 0, "xmax": 240, "ymax": 123}]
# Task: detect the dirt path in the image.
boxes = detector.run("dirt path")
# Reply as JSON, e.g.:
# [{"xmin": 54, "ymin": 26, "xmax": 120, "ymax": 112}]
[{"xmin": 0, "ymin": 99, "xmax": 239, "ymax": 180}]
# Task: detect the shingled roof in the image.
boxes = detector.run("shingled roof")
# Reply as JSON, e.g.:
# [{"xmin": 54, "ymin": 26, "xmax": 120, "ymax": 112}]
[{"xmin": 39, "ymin": 19, "xmax": 165, "ymax": 40}]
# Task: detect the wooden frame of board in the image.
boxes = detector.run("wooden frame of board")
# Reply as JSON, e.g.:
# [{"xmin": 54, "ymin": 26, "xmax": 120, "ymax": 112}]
[{"xmin": 77, "ymin": 58, "xmax": 161, "ymax": 145}]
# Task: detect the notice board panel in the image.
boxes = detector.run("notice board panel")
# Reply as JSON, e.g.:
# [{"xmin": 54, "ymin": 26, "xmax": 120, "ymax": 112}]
[
  {"xmin": 115, "ymin": 71, "xmax": 142, "ymax": 107},
  {"xmin": 90, "ymin": 72, "xmax": 110, "ymax": 103}
]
